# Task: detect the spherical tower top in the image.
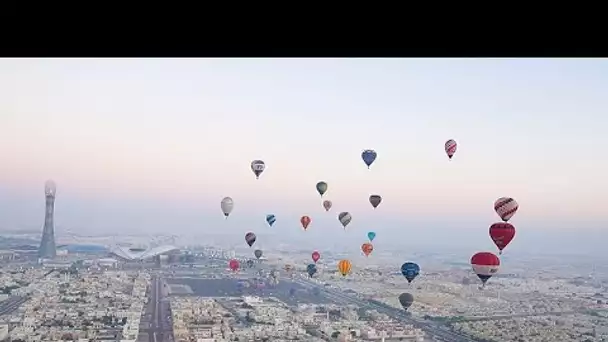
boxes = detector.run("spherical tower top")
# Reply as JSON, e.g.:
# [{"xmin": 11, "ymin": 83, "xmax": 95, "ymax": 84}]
[{"xmin": 45, "ymin": 180, "xmax": 56, "ymax": 196}]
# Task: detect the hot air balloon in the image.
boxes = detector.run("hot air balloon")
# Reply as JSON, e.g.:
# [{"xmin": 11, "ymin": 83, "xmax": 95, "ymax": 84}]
[
  {"xmin": 361, "ymin": 243, "xmax": 373, "ymax": 257},
  {"xmin": 266, "ymin": 214, "xmax": 276, "ymax": 227},
  {"xmin": 494, "ymin": 197, "xmax": 519, "ymax": 222},
  {"xmin": 361, "ymin": 149, "xmax": 377, "ymax": 169},
  {"xmin": 445, "ymin": 139, "xmax": 457, "ymax": 160},
  {"xmin": 323, "ymin": 200, "xmax": 332, "ymax": 212},
  {"xmin": 312, "ymin": 251, "xmax": 320, "ymax": 263},
  {"xmin": 400, "ymin": 262, "xmax": 420, "ymax": 284},
  {"xmin": 250, "ymin": 160, "xmax": 266, "ymax": 179},
  {"xmin": 489, "ymin": 222, "xmax": 516, "ymax": 255},
  {"xmin": 246, "ymin": 260, "xmax": 254, "ymax": 268},
  {"xmin": 245, "ymin": 232, "xmax": 257, "ymax": 247},
  {"xmin": 398, "ymin": 292, "xmax": 414, "ymax": 311},
  {"xmin": 369, "ymin": 195, "xmax": 382, "ymax": 209},
  {"xmin": 337, "ymin": 259, "xmax": 352, "ymax": 276},
  {"xmin": 221, "ymin": 197, "xmax": 234, "ymax": 218},
  {"xmin": 289, "ymin": 288, "xmax": 296, "ymax": 296},
  {"xmin": 316, "ymin": 181, "xmax": 328, "ymax": 197},
  {"xmin": 307, "ymin": 264, "xmax": 317, "ymax": 277},
  {"xmin": 229, "ymin": 259, "xmax": 240, "ymax": 272},
  {"xmin": 471, "ymin": 252, "xmax": 500, "ymax": 286},
  {"xmin": 338, "ymin": 212, "xmax": 352, "ymax": 229},
  {"xmin": 254, "ymin": 249, "xmax": 263, "ymax": 259},
  {"xmin": 367, "ymin": 231, "xmax": 376, "ymax": 242},
  {"xmin": 301, "ymin": 216, "xmax": 311, "ymax": 230}
]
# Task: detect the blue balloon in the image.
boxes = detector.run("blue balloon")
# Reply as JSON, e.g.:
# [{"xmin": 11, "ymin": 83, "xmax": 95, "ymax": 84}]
[
  {"xmin": 401, "ymin": 262, "xmax": 420, "ymax": 284},
  {"xmin": 367, "ymin": 231, "xmax": 376, "ymax": 242},
  {"xmin": 361, "ymin": 149, "xmax": 377, "ymax": 168},
  {"xmin": 307, "ymin": 263, "xmax": 317, "ymax": 277},
  {"xmin": 266, "ymin": 214, "xmax": 276, "ymax": 227}
]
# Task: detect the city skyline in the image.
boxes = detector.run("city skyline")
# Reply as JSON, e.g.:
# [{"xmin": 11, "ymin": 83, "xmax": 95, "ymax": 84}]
[{"xmin": 0, "ymin": 58, "xmax": 607, "ymax": 246}]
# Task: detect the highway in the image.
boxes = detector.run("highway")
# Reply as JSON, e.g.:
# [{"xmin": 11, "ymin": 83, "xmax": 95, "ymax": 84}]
[
  {"xmin": 142, "ymin": 275, "xmax": 173, "ymax": 342},
  {"xmin": 0, "ymin": 295, "xmax": 28, "ymax": 316}
]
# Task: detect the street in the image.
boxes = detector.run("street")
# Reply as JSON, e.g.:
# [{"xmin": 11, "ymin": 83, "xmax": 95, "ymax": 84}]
[
  {"xmin": 0, "ymin": 295, "xmax": 28, "ymax": 316},
  {"xmin": 139, "ymin": 275, "xmax": 173, "ymax": 342}
]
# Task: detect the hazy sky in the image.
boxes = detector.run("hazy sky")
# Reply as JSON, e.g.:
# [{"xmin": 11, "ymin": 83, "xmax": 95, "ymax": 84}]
[{"xmin": 0, "ymin": 58, "xmax": 607, "ymax": 254}]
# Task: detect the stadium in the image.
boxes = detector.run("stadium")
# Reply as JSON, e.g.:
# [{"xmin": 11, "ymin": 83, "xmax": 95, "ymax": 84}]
[{"xmin": 109, "ymin": 244, "xmax": 180, "ymax": 261}]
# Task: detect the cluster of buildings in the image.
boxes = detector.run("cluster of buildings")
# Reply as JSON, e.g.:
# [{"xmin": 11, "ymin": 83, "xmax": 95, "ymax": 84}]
[
  {"xmin": 452, "ymin": 313, "xmax": 607, "ymax": 342},
  {"xmin": 4, "ymin": 270, "xmax": 149, "ymax": 341},
  {"xmin": 294, "ymin": 260, "xmax": 608, "ymax": 342},
  {"xmin": 168, "ymin": 294, "xmax": 425, "ymax": 342},
  {"xmin": 170, "ymin": 296, "xmax": 311, "ymax": 341}
]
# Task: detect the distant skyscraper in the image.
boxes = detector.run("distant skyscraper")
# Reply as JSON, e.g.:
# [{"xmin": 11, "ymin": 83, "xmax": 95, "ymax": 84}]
[{"xmin": 38, "ymin": 180, "xmax": 57, "ymax": 259}]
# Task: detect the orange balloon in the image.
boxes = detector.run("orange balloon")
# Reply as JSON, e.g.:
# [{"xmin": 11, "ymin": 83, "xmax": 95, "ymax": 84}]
[
  {"xmin": 301, "ymin": 215, "xmax": 311, "ymax": 230},
  {"xmin": 337, "ymin": 259, "xmax": 352, "ymax": 276},
  {"xmin": 361, "ymin": 243, "xmax": 374, "ymax": 257}
]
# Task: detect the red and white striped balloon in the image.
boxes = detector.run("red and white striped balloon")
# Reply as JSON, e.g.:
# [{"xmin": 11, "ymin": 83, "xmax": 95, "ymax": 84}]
[
  {"xmin": 494, "ymin": 197, "xmax": 519, "ymax": 222},
  {"xmin": 445, "ymin": 139, "xmax": 457, "ymax": 160}
]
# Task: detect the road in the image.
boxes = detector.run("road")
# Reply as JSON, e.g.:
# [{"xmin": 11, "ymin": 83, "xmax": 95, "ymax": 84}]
[
  {"xmin": 0, "ymin": 295, "xmax": 29, "ymax": 316},
  {"xmin": 141, "ymin": 275, "xmax": 173, "ymax": 342},
  {"xmin": 292, "ymin": 277, "xmax": 480, "ymax": 342}
]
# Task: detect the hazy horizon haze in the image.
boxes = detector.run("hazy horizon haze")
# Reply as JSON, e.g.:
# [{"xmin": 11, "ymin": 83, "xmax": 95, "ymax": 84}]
[{"xmin": 1, "ymin": 58, "xmax": 607, "ymax": 254}]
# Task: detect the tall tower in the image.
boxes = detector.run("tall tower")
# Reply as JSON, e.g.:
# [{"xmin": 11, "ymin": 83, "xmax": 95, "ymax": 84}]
[{"xmin": 38, "ymin": 180, "xmax": 57, "ymax": 259}]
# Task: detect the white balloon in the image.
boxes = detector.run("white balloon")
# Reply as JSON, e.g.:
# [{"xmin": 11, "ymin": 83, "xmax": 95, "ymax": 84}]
[{"xmin": 221, "ymin": 197, "xmax": 234, "ymax": 217}]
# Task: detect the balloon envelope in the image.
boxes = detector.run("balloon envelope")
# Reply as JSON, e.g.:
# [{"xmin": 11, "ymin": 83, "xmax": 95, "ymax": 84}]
[
  {"xmin": 250, "ymin": 160, "xmax": 266, "ymax": 179},
  {"xmin": 312, "ymin": 251, "xmax": 320, "ymax": 263},
  {"xmin": 245, "ymin": 232, "xmax": 257, "ymax": 247},
  {"xmin": 338, "ymin": 212, "xmax": 352, "ymax": 228},
  {"xmin": 266, "ymin": 214, "xmax": 276, "ymax": 227},
  {"xmin": 316, "ymin": 181, "xmax": 328, "ymax": 196},
  {"xmin": 398, "ymin": 292, "xmax": 414, "ymax": 311},
  {"xmin": 367, "ymin": 231, "xmax": 376, "ymax": 241},
  {"xmin": 361, "ymin": 149, "xmax": 377, "ymax": 168},
  {"xmin": 361, "ymin": 243, "xmax": 373, "ymax": 257},
  {"xmin": 445, "ymin": 139, "xmax": 457, "ymax": 159},
  {"xmin": 307, "ymin": 264, "xmax": 317, "ymax": 277},
  {"xmin": 489, "ymin": 222, "xmax": 516, "ymax": 254},
  {"xmin": 323, "ymin": 200, "xmax": 332, "ymax": 212},
  {"xmin": 369, "ymin": 195, "xmax": 382, "ymax": 208},
  {"xmin": 400, "ymin": 262, "xmax": 420, "ymax": 283},
  {"xmin": 229, "ymin": 259, "xmax": 240, "ymax": 272},
  {"xmin": 337, "ymin": 259, "xmax": 352, "ymax": 276},
  {"xmin": 301, "ymin": 216, "xmax": 311, "ymax": 230},
  {"xmin": 221, "ymin": 197, "xmax": 234, "ymax": 217},
  {"xmin": 494, "ymin": 197, "xmax": 519, "ymax": 222},
  {"xmin": 254, "ymin": 249, "xmax": 263, "ymax": 259},
  {"xmin": 471, "ymin": 252, "xmax": 500, "ymax": 285}
]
